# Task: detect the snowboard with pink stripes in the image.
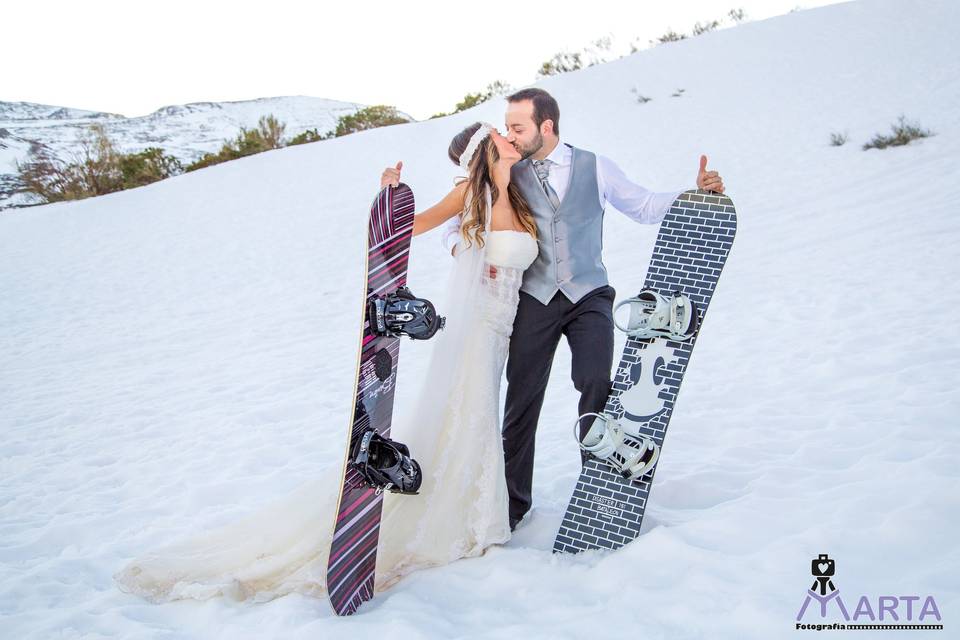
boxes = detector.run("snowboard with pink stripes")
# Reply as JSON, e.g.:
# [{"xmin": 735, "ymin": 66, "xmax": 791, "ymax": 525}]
[{"xmin": 326, "ymin": 183, "xmax": 416, "ymax": 616}]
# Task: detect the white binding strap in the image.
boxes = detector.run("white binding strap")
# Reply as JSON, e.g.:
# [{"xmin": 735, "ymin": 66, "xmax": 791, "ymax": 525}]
[{"xmin": 575, "ymin": 412, "xmax": 661, "ymax": 481}]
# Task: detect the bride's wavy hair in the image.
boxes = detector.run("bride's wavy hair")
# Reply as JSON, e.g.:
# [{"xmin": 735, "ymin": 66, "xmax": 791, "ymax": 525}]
[{"xmin": 447, "ymin": 122, "xmax": 537, "ymax": 250}]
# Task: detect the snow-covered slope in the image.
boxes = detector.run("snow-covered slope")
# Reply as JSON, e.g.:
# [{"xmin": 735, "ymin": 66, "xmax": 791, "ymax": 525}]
[
  {"xmin": 1, "ymin": 0, "xmax": 957, "ymax": 637},
  {"xmin": 0, "ymin": 96, "xmax": 366, "ymax": 208}
]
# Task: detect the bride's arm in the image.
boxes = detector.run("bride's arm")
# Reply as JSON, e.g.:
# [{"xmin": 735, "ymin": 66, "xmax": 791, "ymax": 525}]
[{"xmin": 412, "ymin": 182, "xmax": 466, "ymax": 237}]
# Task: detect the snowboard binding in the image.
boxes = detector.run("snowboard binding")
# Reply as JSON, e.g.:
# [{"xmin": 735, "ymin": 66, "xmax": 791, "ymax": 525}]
[
  {"xmin": 614, "ymin": 288, "xmax": 699, "ymax": 341},
  {"xmin": 368, "ymin": 286, "xmax": 445, "ymax": 340},
  {"xmin": 574, "ymin": 412, "xmax": 660, "ymax": 481},
  {"xmin": 350, "ymin": 428, "xmax": 422, "ymax": 495}
]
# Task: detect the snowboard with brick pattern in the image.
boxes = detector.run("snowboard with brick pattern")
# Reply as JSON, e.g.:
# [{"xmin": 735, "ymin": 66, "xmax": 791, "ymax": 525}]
[{"xmin": 553, "ymin": 189, "xmax": 737, "ymax": 554}]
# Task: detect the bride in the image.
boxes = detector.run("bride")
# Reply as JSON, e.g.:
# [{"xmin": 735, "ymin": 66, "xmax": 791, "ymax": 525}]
[{"xmin": 113, "ymin": 122, "xmax": 541, "ymax": 604}]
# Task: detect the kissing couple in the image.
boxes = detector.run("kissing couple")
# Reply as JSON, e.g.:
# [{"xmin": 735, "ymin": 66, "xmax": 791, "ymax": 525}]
[{"xmin": 114, "ymin": 88, "xmax": 725, "ymax": 603}]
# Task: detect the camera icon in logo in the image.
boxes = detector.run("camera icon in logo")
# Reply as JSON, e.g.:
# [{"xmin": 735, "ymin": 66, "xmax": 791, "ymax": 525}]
[
  {"xmin": 810, "ymin": 554, "xmax": 837, "ymax": 595},
  {"xmin": 811, "ymin": 554, "xmax": 835, "ymax": 577}
]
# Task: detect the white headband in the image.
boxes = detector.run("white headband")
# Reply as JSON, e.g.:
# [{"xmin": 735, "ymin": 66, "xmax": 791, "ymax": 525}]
[{"xmin": 458, "ymin": 122, "xmax": 493, "ymax": 171}]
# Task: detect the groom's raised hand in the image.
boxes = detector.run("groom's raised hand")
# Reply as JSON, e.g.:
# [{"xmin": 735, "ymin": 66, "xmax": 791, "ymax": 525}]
[
  {"xmin": 696, "ymin": 155, "xmax": 725, "ymax": 193},
  {"xmin": 380, "ymin": 161, "xmax": 403, "ymax": 189}
]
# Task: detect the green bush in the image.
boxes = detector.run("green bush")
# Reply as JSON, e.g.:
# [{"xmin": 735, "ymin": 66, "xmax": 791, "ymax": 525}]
[
  {"xmin": 287, "ymin": 128, "xmax": 327, "ymax": 146},
  {"xmin": 119, "ymin": 147, "xmax": 183, "ymax": 188},
  {"xmin": 652, "ymin": 30, "xmax": 688, "ymax": 46},
  {"xmin": 634, "ymin": 8, "xmax": 747, "ymax": 52},
  {"xmin": 692, "ymin": 20, "xmax": 720, "ymax": 36},
  {"xmin": 431, "ymin": 81, "xmax": 511, "ymax": 119},
  {"xmin": 329, "ymin": 105, "xmax": 410, "ymax": 137},
  {"xmin": 15, "ymin": 123, "xmax": 181, "ymax": 204},
  {"xmin": 537, "ymin": 51, "xmax": 583, "ymax": 77},
  {"xmin": 862, "ymin": 115, "xmax": 934, "ymax": 150},
  {"xmin": 16, "ymin": 144, "xmax": 96, "ymax": 203},
  {"xmin": 630, "ymin": 87, "xmax": 652, "ymax": 104},
  {"xmin": 186, "ymin": 114, "xmax": 286, "ymax": 171}
]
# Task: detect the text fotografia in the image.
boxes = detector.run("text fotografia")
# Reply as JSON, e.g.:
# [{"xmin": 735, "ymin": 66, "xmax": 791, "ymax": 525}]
[
  {"xmin": 797, "ymin": 621, "xmax": 944, "ymax": 631},
  {"xmin": 795, "ymin": 554, "xmax": 942, "ymax": 632}
]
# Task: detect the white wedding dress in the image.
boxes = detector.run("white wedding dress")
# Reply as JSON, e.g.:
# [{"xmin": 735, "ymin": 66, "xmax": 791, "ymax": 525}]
[{"xmin": 114, "ymin": 228, "xmax": 539, "ymax": 604}]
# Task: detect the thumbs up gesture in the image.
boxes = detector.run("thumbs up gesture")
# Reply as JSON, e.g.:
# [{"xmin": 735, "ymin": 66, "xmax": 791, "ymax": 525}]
[
  {"xmin": 380, "ymin": 161, "xmax": 403, "ymax": 189},
  {"xmin": 696, "ymin": 155, "xmax": 725, "ymax": 193}
]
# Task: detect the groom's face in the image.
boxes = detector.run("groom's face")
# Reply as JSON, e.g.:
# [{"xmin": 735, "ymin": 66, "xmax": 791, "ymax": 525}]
[{"xmin": 505, "ymin": 100, "xmax": 544, "ymax": 160}]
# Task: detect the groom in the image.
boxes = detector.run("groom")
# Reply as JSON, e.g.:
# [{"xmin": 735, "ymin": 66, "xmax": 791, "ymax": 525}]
[{"xmin": 445, "ymin": 88, "xmax": 725, "ymax": 531}]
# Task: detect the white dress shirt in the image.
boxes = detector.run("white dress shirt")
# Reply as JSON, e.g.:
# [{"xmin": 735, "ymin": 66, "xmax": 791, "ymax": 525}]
[{"xmin": 442, "ymin": 139, "xmax": 685, "ymax": 252}]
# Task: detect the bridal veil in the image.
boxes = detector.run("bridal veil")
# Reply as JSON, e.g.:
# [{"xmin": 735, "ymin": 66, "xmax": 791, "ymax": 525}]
[{"xmin": 114, "ymin": 185, "xmax": 496, "ymax": 603}]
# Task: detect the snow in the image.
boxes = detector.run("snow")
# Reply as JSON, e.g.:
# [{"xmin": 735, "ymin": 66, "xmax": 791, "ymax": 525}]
[{"xmin": 1, "ymin": 0, "xmax": 958, "ymax": 637}]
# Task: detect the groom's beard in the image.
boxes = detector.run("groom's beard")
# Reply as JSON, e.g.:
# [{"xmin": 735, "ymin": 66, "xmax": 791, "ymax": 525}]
[{"xmin": 517, "ymin": 131, "xmax": 544, "ymax": 159}]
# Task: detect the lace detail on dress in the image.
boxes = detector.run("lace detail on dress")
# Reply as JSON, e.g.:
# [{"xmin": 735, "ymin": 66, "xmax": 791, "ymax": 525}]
[
  {"xmin": 481, "ymin": 264, "xmax": 525, "ymax": 337},
  {"xmin": 480, "ymin": 230, "xmax": 537, "ymax": 337}
]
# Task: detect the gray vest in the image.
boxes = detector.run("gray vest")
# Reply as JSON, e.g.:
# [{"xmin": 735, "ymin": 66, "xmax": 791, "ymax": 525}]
[{"xmin": 513, "ymin": 144, "xmax": 607, "ymax": 305}]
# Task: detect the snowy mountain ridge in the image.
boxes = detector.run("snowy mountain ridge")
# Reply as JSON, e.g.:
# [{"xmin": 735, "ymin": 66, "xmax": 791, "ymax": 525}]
[{"xmin": 0, "ymin": 95, "xmax": 368, "ymax": 208}]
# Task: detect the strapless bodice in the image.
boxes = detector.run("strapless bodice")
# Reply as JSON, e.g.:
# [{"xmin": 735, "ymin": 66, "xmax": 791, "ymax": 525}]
[{"xmin": 485, "ymin": 230, "xmax": 538, "ymax": 269}]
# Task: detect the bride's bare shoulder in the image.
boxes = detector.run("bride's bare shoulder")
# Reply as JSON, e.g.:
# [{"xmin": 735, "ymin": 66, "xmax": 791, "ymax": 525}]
[{"xmin": 445, "ymin": 180, "xmax": 469, "ymax": 208}]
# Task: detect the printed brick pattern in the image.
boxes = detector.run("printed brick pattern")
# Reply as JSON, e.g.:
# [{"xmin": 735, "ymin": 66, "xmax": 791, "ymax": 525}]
[{"xmin": 554, "ymin": 190, "xmax": 737, "ymax": 554}]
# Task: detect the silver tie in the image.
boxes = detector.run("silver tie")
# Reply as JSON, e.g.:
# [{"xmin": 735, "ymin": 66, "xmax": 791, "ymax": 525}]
[{"xmin": 532, "ymin": 159, "xmax": 561, "ymax": 211}]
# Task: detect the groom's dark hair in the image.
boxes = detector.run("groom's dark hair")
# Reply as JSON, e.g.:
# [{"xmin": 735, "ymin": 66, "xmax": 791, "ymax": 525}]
[{"xmin": 507, "ymin": 88, "xmax": 560, "ymax": 136}]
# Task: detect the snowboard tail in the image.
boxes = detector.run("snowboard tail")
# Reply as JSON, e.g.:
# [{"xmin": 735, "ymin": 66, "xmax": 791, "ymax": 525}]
[
  {"xmin": 553, "ymin": 189, "xmax": 737, "ymax": 554},
  {"xmin": 327, "ymin": 184, "xmax": 415, "ymax": 615}
]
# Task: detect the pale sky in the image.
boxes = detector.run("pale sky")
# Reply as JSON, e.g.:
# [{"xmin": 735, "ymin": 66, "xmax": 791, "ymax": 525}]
[{"xmin": 2, "ymin": 0, "xmax": 845, "ymax": 121}]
